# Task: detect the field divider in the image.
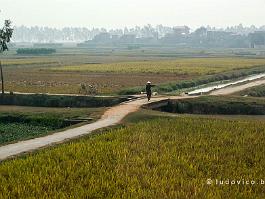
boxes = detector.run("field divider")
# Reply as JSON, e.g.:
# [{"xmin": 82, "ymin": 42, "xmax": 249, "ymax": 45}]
[{"xmin": 0, "ymin": 96, "xmax": 172, "ymax": 161}]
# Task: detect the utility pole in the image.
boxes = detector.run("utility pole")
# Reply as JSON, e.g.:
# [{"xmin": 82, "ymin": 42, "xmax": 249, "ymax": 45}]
[{"xmin": 0, "ymin": 61, "xmax": 4, "ymax": 94}]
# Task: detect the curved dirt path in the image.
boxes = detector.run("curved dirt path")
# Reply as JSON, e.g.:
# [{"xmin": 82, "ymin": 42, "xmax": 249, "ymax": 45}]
[
  {"xmin": 0, "ymin": 96, "xmax": 175, "ymax": 161},
  {"xmin": 0, "ymin": 78, "xmax": 263, "ymax": 161}
]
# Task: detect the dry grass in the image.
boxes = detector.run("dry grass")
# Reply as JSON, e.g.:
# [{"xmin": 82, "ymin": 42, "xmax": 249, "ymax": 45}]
[
  {"xmin": 5, "ymin": 68, "xmax": 191, "ymax": 94},
  {"xmin": 3, "ymin": 56, "xmax": 265, "ymax": 94}
]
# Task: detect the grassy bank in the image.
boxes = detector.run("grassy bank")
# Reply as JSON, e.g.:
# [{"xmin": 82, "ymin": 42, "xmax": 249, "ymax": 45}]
[
  {"xmin": 154, "ymin": 96, "xmax": 265, "ymax": 115},
  {"xmin": 0, "ymin": 94, "xmax": 127, "ymax": 108},
  {"xmin": 0, "ymin": 117, "xmax": 264, "ymax": 198},
  {"xmin": 237, "ymin": 84, "xmax": 265, "ymax": 97}
]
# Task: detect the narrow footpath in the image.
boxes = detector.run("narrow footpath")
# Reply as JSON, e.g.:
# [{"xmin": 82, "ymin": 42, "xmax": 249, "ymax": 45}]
[{"xmin": 0, "ymin": 97, "xmax": 170, "ymax": 161}]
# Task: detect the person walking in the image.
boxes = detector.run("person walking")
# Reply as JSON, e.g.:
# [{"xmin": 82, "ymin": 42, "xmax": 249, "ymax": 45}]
[{"xmin": 146, "ymin": 81, "xmax": 155, "ymax": 101}]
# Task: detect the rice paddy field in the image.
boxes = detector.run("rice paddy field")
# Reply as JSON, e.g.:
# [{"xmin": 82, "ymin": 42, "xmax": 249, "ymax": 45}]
[
  {"xmin": 1, "ymin": 47, "xmax": 265, "ymax": 198},
  {"xmin": 1, "ymin": 47, "xmax": 265, "ymax": 94},
  {"xmin": 50, "ymin": 58, "xmax": 265, "ymax": 75},
  {"xmin": 0, "ymin": 116, "xmax": 264, "ymax": 198}
]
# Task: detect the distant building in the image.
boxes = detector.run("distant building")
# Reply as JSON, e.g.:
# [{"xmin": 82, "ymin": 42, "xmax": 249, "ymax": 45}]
[
  {"xmin": 159, "ymin": 26, "xmax": 190, "ymax": 45},
  {"xmin": 249, "ymin": 31, "xmax": 265, "ymax": 48},
  {"xmin": 173, "ymin": 26, "xmax": 190, "ymax": 35},
  {"xmin": 92, "ymin": 33, "xmax": 111, "ymax": 43},
  {"xmin": 194, "ymin": 27, "xmax": 207, "ymax": 37}
]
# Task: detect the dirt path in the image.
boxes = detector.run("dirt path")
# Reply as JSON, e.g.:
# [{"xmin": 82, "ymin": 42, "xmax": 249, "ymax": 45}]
[
  {"xmin": 210, "ymin": 78, "xmax": 265, "ymax": 95},
  {"xmin": 0, "ymin": 78, "xmax": 264, "ymax": 161},
  {"xmin": 0, "ymin": 96, "xmax": 173, "ymax": 161}
]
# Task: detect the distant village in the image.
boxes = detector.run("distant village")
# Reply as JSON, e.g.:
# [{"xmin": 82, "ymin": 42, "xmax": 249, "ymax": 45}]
[
  {"xmin": 79, "ymin": 26, "xmax": 265, "ymax": 49},
  {"xmin": 12, "ymin": 24, "xmax": 265, "ymax": 48}
]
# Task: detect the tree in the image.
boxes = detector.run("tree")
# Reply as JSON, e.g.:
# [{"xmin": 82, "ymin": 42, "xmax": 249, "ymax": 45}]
[{"xmin": 0, "ymin": 19, "xmax": 13, "ymax": 94}]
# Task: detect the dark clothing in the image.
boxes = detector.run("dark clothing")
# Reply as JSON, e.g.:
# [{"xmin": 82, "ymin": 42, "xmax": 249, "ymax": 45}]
[
  {"xmin": 146, "ymin": 84, "xmax": 152, "ymax": 94},
  {"xmin": 146, "ymin": 84, "xmax": 155, "ymax": 101},
  {"xmin": 146, "ymin": 84, "xmax": 155, "ymax": 93}
]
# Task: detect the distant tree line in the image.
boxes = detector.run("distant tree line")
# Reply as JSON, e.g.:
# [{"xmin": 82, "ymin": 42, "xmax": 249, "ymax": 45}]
[
  {"xmin": 11, "ymin": 24, "xmax": 265, "ymax": 43},
  {"xmin": 16, "ymin": 48, "xmax": 56, "ymax": 55}
]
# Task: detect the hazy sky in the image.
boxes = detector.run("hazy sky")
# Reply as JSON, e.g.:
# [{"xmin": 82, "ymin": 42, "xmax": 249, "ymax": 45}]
[{"xmin": 0, "ymin": 0, "xmax": 264, "ymax": 29}]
